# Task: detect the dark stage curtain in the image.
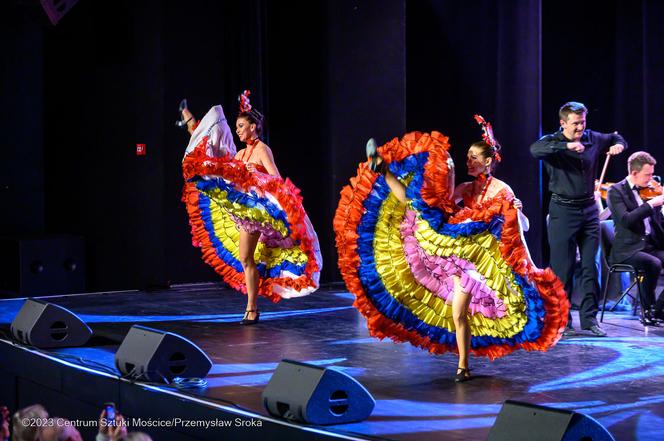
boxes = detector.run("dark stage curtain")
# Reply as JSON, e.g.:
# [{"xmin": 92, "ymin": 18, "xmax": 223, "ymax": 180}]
[
  {"xmin": 39, "ymin": 0, "xmax": 265, "ymax": 290},
  {"xmin": 5, "ymin": 0, "xmax": 664, "ymax": 291},
  {"xmin": 406, "ymin": 0, "xmax": 543, "ymax": 263},
  {"xmin": 325, "ymin": 0, "xmax": 407, "ymax": 281},
  {"xmin": 1, "ymin": 3, "xmax": 45, "ymax": 235},
  {"xmin": 541, "ymin": 0, "xmax": 664, "ymax": 265},
  {"xmin": 613, "ymin": 0, "xmax": 664, "ymax": 152},
  {"xmin": 408, "ymin": 0, "xmax": 664, "ymax": 266}
]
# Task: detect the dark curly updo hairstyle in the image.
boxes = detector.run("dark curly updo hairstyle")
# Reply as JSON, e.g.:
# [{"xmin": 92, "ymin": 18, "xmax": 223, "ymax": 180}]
[
  {"xmin": 470, "ymin": 140, "xmax": 502, "ymax": 172},
  {"xmin": 238, "ymin": 89, "xmax": 264, "ymax": 137}
]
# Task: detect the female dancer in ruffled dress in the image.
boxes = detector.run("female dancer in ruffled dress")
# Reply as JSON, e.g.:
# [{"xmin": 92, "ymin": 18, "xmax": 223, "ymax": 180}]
[
  {"xmin": 179, "ymin": 91, "xmax": 322, "ymax": 324},
  {"xmin": 334, "ymin": 116, "xmax": 567, "ymax": 381}
]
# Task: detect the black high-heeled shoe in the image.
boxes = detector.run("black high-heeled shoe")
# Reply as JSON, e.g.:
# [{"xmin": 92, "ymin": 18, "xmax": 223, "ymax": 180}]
[
  {"xmin": 366, "ymin": 138, "xmax": 379, "ymax": 172},
  {"xmin": 175, "ymin": 98, "xmax": 193, "ymax": 129},
  {"xmin": 240, "ymin": 309, "xmax": 260, "ymax": 325},
  {"xmin": 454, "ymin": 367, "xmax": 472, "ymax": 383}
]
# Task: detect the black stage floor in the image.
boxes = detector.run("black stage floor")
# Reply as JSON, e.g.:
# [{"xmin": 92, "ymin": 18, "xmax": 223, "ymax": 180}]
[{"xmin": 1, "ymin": 283, "xmax": 663, "ymax": 441}]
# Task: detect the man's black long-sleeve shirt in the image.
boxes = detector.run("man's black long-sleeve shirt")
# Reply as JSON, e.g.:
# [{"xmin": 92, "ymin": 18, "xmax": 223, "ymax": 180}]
[{"xmin": 530, "ymin": 129, "xmax": 628, "ymax": 199}]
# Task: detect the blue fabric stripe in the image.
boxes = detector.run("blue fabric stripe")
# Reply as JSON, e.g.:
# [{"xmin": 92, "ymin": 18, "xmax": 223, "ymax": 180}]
[
  {"xmin": 196, "ymin": 178, "xmax": 291, "ymax": 236},
  {"xmin": 258, "ymin": 261, "xmax": 307, "ymax": 278},
  {"xmin": 198, "ymin": 191, "xmax": 243, "ymax": 273}
]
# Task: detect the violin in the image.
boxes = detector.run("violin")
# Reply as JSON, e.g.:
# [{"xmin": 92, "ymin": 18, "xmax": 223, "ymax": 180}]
[
  {"xmin": 638, "ymin": 179, "xmax": 663, "ymax": 201},
  {"xmin": 595, "ymin": 178, "xmax": 663, "ymax": 201},
  {"xmin": 597, "ymin": 181, "xmax": 615, "ymax": 200}
]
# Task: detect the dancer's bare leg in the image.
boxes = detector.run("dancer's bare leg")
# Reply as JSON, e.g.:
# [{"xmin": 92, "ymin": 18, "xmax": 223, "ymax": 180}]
[
  {"xmin": 384, "ymin": 169, "xmax": 407, "ymax": 205},
  {"xmin": 452, "ymin": 275, "xmax": 472, "ymax": 379},
  {"xmin": 371, "ymin": 157, "xmax": 407, "ymax": 204},
  {"xmin": 181, "ymin": 108, "xmax": 198, "ymax": 135},
  {"xmin": 239, "ymin": 229, "xmax": 261, "ymax": 320}
]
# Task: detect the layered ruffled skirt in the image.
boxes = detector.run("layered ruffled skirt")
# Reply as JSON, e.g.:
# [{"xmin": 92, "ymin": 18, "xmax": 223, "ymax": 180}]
[
  {"xmin": 181, "ymin": 110, "xmax": 321, "ymax": 302},
  {"xmin": 333, "ymin": 132, "xmax": 568, "ymax": 359}
]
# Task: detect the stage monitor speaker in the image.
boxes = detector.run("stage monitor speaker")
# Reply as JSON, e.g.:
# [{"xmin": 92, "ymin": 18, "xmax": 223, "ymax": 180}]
[
  {"xmin": 0, "ymin": 235, "xmax": 85, "ymax": 298},
  {"xmin": 488, "ymin": 400, "xmax": 616, "ymax": 441},
  {"xmin": 114, "ymin": 325, "xmax": 212, "ymax": 382},
  {"xmin": 10, "ymin": 299, "xmax": 92, "ymax": 348},
  {"xmin": 262, "ymin": 359, "xmax": 375, "ymax": 425}
]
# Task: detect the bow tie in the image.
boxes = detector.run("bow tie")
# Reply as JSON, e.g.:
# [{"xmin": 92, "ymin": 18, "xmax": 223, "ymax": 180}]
[{"xmin": 632, "ymin": 185, "xmax": 642, "ymax": 191}]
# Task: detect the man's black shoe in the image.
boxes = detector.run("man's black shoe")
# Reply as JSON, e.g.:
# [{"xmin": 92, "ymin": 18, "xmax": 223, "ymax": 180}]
[{"xmin": 583, "ymin": 324, "xmax": 607, "ymax": 337}]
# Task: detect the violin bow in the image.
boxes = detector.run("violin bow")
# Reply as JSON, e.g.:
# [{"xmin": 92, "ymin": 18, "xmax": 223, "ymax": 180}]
[
  {"xmin": 596, "ymin": 152, "xmax": 611, "ymax": 191},
  {"xmin": 596, "ymin": 131, "xmax": 622, "ymax": 191}
]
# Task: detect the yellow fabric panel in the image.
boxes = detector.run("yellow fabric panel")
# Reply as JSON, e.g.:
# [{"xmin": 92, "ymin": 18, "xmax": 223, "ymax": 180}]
[
  {"xmin": 204, "ymin": 189, "xmax": 308, "ymax": 269},
  {"xmin": 372, "ymin": 193, "xmax": 527, "ymax": 337}
]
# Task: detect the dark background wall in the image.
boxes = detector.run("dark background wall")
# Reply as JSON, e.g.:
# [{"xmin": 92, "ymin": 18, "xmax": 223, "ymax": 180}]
[
  {"xmin": 2, "ymin": 0, "xmax": 663, "ymax": 293},
  {"xmin": 1, "ymin": 1, "xmax": 45, "ymax": 235},
  {"xmin": 406, "ymin": 0, "xmax": 543, "ymax": 261},
  {"xmin": 540, "ymin": 0, "xmax": 664, "ymax": 260}
]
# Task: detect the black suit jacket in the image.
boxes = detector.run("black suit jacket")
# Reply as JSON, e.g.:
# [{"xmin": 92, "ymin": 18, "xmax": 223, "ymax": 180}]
[{"xmin": 607, "ymin": 178, "xmax": 664, "ymax": 263}]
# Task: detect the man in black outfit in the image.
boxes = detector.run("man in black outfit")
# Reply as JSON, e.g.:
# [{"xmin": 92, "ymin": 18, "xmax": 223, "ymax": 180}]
[
  {"xmin": 607, "ymin": 151, "xmax": 664, "ymax": 324},
  {"xmin": 530, "ymin": 102, "xmax": 627, "ymax": 337}
]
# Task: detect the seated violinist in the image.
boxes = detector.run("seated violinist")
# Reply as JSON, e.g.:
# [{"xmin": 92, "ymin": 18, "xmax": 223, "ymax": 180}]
[{"xmin": 607, "ymin": 151, "xmax": 664, "ymax": 324}]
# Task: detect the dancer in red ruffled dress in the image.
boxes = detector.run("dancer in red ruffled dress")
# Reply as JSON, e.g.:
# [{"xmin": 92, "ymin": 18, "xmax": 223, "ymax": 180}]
[
  {"xmin": 334, "ymin": 116, "xmax": 568, "ymax": 381},
  {"xmin": 178, "ymin": 91, "xmax": 322, "ymax": 324}
]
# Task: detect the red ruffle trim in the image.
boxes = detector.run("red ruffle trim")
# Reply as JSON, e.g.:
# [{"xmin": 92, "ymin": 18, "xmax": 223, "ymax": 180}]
[
  {"xmin": 334, "ymin": 161, "xmax": 377, "ymax": 304},
  {"xmin": 182, "ymin": 137, "xmax": 320, "ymax": 302}
]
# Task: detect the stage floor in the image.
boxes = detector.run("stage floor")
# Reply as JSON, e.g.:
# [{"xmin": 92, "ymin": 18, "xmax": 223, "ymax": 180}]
[{"xmin": 1, "ymin": 283, "xmax": 663, "ymax": 441}]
